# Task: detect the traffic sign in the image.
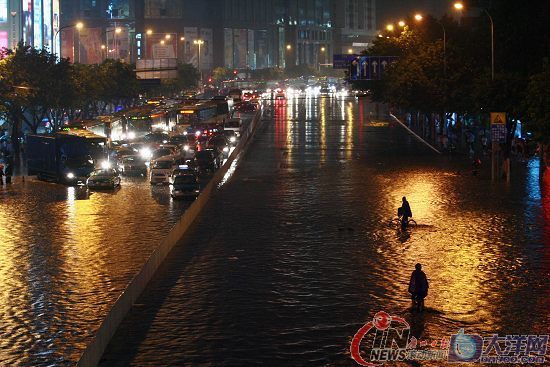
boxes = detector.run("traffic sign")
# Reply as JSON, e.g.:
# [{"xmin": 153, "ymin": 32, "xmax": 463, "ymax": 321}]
[
  {"xmin": 333, "ymin": 54, "xmax": 359, "ymax": 69},
  {"xmin": 349, "ymin": 56, "xmax": 398, "ymax": 80},
  {"xmin": 491, "ymin": 124, "xmax": 507, "ymax": 143},
  {"xmin": 490, "ymin": 112, "xmax": 506, "ymax": 125}
]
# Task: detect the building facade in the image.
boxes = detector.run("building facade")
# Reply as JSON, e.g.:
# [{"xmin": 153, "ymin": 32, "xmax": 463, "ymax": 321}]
[
  {"xmin": 0, "ymin": 0, "xmax": 61, "ymax": 54},
  {"xmin": 58, "ymin": 0, "xmax": 377, "ymax": 70}
]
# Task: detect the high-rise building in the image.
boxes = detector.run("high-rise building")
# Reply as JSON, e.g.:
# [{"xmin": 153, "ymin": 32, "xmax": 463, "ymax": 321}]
[
  {"xmin": 0, "ymin": 0, "xmax": 61, "ymax": 54},
  {"xmin": 337, "ymin": 0, "xmax": 377, "ymax": 55},
  {"xmin": 58, "ymin": 0, "xmax": 378, "ymax": 70}
]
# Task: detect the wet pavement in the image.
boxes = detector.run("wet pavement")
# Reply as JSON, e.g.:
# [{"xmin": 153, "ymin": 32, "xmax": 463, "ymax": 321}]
[
  {"xmin": 100, "ymin": 96, "xmax": 549, "ymax": 366},
  {"xmin": 0, "ymin": 115, "xmax": 252, "ymax": 366}
]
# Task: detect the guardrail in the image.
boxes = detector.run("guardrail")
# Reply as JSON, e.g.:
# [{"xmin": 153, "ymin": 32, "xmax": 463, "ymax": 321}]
[{"xmin": 77, "ymin": 108, "xmax": 263, "ymax": 367}]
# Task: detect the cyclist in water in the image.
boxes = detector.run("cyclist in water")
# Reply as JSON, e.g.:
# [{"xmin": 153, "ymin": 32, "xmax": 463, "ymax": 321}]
[
  {"xmin": 408, "ymin": 263, "xmax": 429, "ymax": 312},
  {"xmin": 398, "ymin": 197, "xmax": 412, "ymax": 230}
]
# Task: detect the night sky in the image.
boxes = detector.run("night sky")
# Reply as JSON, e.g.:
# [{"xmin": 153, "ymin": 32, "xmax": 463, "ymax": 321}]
[{"xmin": 377, "ymin": 0, "xmax": 448, "ymax": 27}]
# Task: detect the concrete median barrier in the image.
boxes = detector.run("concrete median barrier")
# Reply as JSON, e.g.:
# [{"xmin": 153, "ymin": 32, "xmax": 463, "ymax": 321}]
[{"xmin": 77, "ymin": 109, "xmax": 263, "ymax": 367}]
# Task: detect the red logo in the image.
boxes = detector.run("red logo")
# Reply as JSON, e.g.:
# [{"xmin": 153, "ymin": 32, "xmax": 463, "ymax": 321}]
[{"xmin": 350, "ymin": 311, "xmax": 410, "ymax": 366}]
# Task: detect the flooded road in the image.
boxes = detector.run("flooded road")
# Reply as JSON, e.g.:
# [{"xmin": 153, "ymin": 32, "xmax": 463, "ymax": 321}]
[
  {"xmin": 0, "ymin": 115, "xmax": 252, "ymax": 366},
  {"xmin": 101, "ymin": 96, "xmax": 549, "ymax": 366}
]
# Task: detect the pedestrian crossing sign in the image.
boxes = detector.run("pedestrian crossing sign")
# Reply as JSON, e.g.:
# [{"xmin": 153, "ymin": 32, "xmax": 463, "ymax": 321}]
[{"xmin": 490, "ymin": 112, "xmax": 506, "ymax": 125}]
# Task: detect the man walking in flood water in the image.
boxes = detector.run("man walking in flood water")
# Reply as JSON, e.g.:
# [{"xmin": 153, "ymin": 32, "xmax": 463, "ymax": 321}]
[
  {"xmin": 399, "ymin": 197, "xmax": 412, "ymax": 230},
  {"xmin": 408, "ymin": 263, "xmax": 429, "ymax": 312}
]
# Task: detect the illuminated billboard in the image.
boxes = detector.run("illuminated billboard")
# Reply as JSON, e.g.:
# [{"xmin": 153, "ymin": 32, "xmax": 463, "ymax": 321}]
[
  {"xmin": 43, "ymin": 0, "xmax": 52, "ymax": 51},
  {"xmin": 22, "ymin": 0, "xmax": 32, "ymax": 46},
  {"xmin": 53, "ymin": 0, "xmax": 60, "ymax": 55},
  {"xmin": 33, "ymin": 0, "xmax": 42, "ymax": 49},
  {"xmin": 0, "ymin": 0, "xmax": 7, "ymax": 23}
]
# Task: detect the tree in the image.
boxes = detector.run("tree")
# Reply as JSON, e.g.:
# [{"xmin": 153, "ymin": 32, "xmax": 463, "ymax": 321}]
[
  {"xmin": 212, "ymin": 67, "xmax": 232, "ymax": 83},
  {"xmin": 0, "ymin": 43, "xmax": 76, "ymax": 150}
]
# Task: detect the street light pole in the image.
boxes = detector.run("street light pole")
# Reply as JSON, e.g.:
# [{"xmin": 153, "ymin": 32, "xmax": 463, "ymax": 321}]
[
  {"xmin": 54, "ymin": 22, "xmax": 83, "ymax": 61},
  {"xmin": 483, "ymin": 8, "xmax": 495, "ymax": 81},
  {"xmin": 194, "ymin": 39, "xmax": 204, "ymax": 90}
]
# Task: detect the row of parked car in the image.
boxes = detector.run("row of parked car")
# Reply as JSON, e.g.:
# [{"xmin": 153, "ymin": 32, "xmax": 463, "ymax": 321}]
[{"xmin": 91, "ymin": 116, "xmax": 245, "ymax": 199}]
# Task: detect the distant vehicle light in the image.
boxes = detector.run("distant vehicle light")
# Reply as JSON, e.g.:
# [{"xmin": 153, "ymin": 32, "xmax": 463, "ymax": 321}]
[
  {"xmin": 67, "ymin": 172, "xmax": 75, "ymax": 179},
  {"xmin": 101, "ymin": 161, "xmax": 111, "ymax": 169},
  {"xmin": 183, "ymin": 131, "xmax": 188, "ymax": 136},
  {"xmin": 127, "ymin": 132, "xmax": 136, "ymax": 140},
  {"xmin": 223, "ymin": 147, "xmax": 229, "ymax": 152},
  {"xmin": 195, "ymin": 131, "xmax": 201, "ymax": 137},
  {"xmin": 178, "ymin": 165, "xmax": 189, "ymax": 169},
  {"xmin": 229, "ymin": 136, "xmax": 236, "ymax": 143},
  {"xmin": 183, "ymin": 145, "xmax": 190, "ymax": 151}
]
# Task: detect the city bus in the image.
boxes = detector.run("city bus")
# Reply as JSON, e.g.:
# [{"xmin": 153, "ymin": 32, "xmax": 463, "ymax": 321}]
[
  {"xmin": 174, "ymin": 101, "xmax": 229, "ymax": 135},
  {"xmin": 121, "ymin": 105, "xmax": 175, "ymax": 139}
]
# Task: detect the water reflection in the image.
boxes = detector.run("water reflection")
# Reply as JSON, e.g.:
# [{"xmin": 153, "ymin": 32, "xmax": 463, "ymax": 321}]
[{"xmin": 0, "ymin": 175, "xmax": 192, "ymax": 365}]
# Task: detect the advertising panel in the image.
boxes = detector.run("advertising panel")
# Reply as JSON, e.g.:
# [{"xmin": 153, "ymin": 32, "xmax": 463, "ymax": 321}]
[
  {"xmin": 106, "ymin": 26, "xmax": 130, "ymax": 61},
  {"xmin": 224, "ymin": 28, "xmax": 232, "ymax": 68},
  {"xmin": 33, "ymin": 0, "xmax": 42, "ymax": 49},
  {"xmin": 0, "ymin": 0, "xmax": 7, "ymax": 23},
  {"xmin": 200, "ymin": 28, "xmax": 212, "ymax": 70},
  {"xmin": 0, "ymin": 30, "xmax": 7, "ymax": 49},
  {"xmin": 247, "ymin": 29, "xmax": 255, "ymax": 69},
  {"xmin": 22, "ymin": 0, "xmax": 32, "ymax": 46},
  {"xmin": 79, "ymin": 27, "xmax": 102, "ymax": 64},
  {"xmin": 233, "ymin": 29, "xmax": 247, "ymax": 69},
  {"xmin": 43, "ymin": 0, "xmax": 52, "ymax": 51},
  {"xmin": 61, "ymin": 27, "xmax": 74, "ymax": 62},
  {"xmin": 183, "ymin": 27, "xmax": 198, "ymax": 66},
  {"xmin": 53, "ymin": 0, "xmax": 60, "ymax": 55},
  {"xmin": 145, "ymin": 33, "xmax": 176, "ymax": 59}
]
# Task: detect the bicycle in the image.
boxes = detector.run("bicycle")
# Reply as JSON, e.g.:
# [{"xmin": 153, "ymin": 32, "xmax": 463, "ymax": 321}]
[{"xmin": 388, "ymin": 217, "xmax": 417, "ymax": 228}]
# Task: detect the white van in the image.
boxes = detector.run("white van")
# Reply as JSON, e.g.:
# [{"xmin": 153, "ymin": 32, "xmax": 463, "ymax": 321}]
[
  {"xmin": 224, "ymin": 118, "xmax": 243, "ymax": 137},
  {"xmin": 149, "ymin": 155, "xmax": 176, "ymax": 184}
]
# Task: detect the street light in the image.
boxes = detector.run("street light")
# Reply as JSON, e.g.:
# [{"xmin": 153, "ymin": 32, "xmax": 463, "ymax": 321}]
[
  {"xmin": 414, "ymin": 13, "xmax": 446, "ymax": 77},
  {"xmin": 194, "ymin": 39, "xmax": 204, "ymax": 89},
  {"xmin": 286, "ymin": 44, "xmax": 292, "ymax": 50},
  {"xmin": 454, "ymin": 2, "xmax": 494, "ymax": 80},
  {"xmin": 348, "ymin": 48, "xmax": 353, "ymax": 54},
  {"xmin": 386, "ymin": 24, "xmax": 394, "ymax": 32},
  {"xmin": 398, "ymin": 20, "xmax": 406, "ymax": 27},
  {"xmin": 54, "ymin": 22, "xmax": 84, "ymax": 61},
  {"xmin": 165, "ymin": 34, "xmax": 171, "ymax": 40},
  {"xmin": 76, "ymin": 22, "xmax": 84, "ymax": 63}
]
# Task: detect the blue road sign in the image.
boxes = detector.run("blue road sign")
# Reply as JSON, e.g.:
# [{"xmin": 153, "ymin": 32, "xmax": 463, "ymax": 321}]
[
  {"xmin": 333, "ymin": 54, "xmax": 359, "ymax": 69},
  {"xmin": 349, "ymin": 56, "xmax": 398, "ymax": 80}
]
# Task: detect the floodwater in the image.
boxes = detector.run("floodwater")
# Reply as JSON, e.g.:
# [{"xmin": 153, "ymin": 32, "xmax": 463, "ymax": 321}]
[
  {"xmin": 0, "ymin": 114, "xmax": 255, "ymax": 366},
  {"xmin": 101, "ymin": 96, "xmax": 549, "ymax": 366}
]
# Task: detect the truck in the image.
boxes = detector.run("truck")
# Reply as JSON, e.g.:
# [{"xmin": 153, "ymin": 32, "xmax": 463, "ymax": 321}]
[{"xmin": 27, "ymin": 130, "xmax": 108, "ymax": 184}]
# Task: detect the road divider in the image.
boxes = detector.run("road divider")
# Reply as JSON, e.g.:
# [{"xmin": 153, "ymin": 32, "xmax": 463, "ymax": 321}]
[
  {"xmin": 389, "ymin": 113, "xmax": 441, "ymax": 154},
  {"xmin": 77, "ymin": 109, "xmax": 264, "ymax": 367}
]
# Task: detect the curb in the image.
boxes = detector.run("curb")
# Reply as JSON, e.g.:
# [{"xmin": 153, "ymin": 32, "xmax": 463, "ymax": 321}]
[
  {"xmin": 389, "ymin": 113, "xmax": 441, "ymax": 154},
  {"xmin": 76, "ymin": 109, "xmax": 264, "ymax": 367}
]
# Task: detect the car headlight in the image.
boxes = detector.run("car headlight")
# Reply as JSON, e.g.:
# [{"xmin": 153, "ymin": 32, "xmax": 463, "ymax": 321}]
[
  {"xmin": 101, "ymin": 161, "xmax": 111, "ymax": 169},
  {"xmin": 183, "ymin": 145, "xmax": 190, "ymax": 151},
  {"xmin": 67, "ymin": 172, "xmax": 75, "ymax": 179},
  {"xmin": 140, "ymin": 148, "xmax": 152, "ymax": 159},
  {"xmin": 229, "ymin": 136, "xmax": 236, "ymax": 143},
  {"xmin": 223, "ymin": 147, "xmax": 229, "ymax": 153}
]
